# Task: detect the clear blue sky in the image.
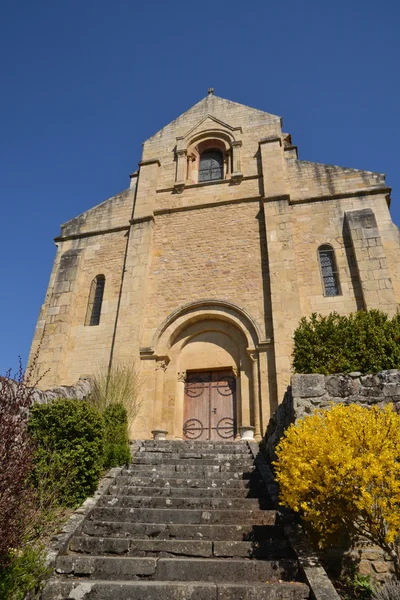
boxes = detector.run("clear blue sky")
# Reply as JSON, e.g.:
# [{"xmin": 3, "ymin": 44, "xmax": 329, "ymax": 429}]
[{"xmin": 1, "ymin": 0, "xmax": 399, "ymax": 374}]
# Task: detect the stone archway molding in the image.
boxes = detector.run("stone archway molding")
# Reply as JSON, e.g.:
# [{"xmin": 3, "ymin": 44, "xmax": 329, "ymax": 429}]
[{"xmin": 146, "ymin": 299, "xmax": 270, "ymax": 358}]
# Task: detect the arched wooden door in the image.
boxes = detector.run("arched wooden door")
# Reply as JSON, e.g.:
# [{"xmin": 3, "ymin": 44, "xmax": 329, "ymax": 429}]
[{"xmin": 183, "ymin": 370, "xmax": 236, "ymax": 441}]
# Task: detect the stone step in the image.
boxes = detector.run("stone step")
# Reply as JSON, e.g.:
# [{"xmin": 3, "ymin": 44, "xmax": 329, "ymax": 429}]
[
  {"xmin": 71, "ymin": 536, "xmax": 294, "ymax": 559},
  {"xmin": 98, "ymin": 495, "xmax": 269, "ymax": 511},
  {"xmin": 83, "ymin": 521, "xmax": 283, "ymax": 541},
  {"xmin": 137, "ymin": 441, "xmax": 249, "ymax": 451},
  {"xmin": 91, "ymin": 506, "xmax": 277, "ymax": 525},
  {"xmin": 138, "ymin": 446, "xmax": 251, "ymax": 455},
  {"xmin": 42, "ymin": 579, "xmax": 310, "ymax": 600},
  {"xmin": 114, "ymin": 474, "xmax": 263, "ymax": 488},
  {"xmin": 108, "ymin": 485, "xmax": 265, "ymax": 498},
  {"xmin": 55, "ymin": 555, "xmax": 299, "ymax": 583},
  {"xmin": 127, "ymin": 462, "xmax": 255, "ymax": 473},
  {"xmin": 121, "ymin": 467, "xmax": 256, "ymax": 479},
  {"xmin": 132, "ymin": 452, "xmax": 254, "ymax": 465}
]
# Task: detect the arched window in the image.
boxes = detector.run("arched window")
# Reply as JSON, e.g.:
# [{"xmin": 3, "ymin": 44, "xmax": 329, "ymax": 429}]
[
  {"xmin": 85, "ymin": 275, "xmax": 105, "ymax": 326},
  {"xmin": 198, "ymin": 149, "xmax": 223, "ymax": 182},
  {"xmin": 318, "ymin": 245, "xmax": 340, "ymax": 296}
]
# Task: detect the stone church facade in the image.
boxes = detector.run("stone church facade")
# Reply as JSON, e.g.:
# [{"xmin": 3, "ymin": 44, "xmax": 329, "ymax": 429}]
[{"xmin": 29, "ymin": 92, "xmax": 400, "ymax": 440}]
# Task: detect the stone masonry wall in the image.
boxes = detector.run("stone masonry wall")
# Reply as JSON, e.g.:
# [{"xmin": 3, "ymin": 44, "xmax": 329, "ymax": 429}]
[
  {"xmin": 265, "ymin": 370, "xmax": 400, "ymax": 462},
  {"xmin": 30, "ymin": 377, "xmax": 93, "ymax": 405},
  {"xmin": 264, "ymin": 371, "xmax": 400, "ymax": 581}
]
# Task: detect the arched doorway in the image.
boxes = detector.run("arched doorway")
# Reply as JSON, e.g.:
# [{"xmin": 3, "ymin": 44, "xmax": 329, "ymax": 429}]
[
  {"xmin": 148, "ymin": 300, "xmax": 267, "ymax": 441},
  {"xmin": 179, "ymin": 329, "xmax": 239, "ymax": 441}
]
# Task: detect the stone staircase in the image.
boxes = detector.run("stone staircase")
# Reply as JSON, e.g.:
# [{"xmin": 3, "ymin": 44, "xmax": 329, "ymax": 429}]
[{"xmin": 42, "ymin": 440, "xmax": 310, "ymax": 599}]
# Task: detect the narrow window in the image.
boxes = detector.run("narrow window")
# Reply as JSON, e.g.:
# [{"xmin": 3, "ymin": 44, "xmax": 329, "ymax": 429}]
[
  {"xmin": 85, "ymin": 275, "xmax": 105, "ymax": 326},
  {"xmin": 199, "ymin": 149, "xmax": 223, "ymax": 182},
  {"xmin": 318, "ymin": 245, "xmax": 340, "ymax": 296}
]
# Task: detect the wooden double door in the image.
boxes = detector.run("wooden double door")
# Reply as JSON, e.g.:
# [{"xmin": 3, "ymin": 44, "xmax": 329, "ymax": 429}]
[{"xmin": 183, "ymin": 370, "xmax": 236, "ymax": 441}]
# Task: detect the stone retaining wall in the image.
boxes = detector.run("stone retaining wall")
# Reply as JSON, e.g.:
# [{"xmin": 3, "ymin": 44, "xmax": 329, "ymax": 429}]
[
  {"xmin": 264, "ymin": 370, "xmax": 400, "ymax": 582},
  {"xmin": 265, "ymin": 369, "xmax": 400, "ymax": 463},
  {"xmin": 30, "ymin": 377, "xmax": 93, "ymax": 405}
]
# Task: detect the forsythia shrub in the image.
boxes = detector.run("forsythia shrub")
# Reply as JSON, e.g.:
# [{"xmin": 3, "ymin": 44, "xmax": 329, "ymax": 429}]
[
  {"xmin": 103, "ymin": 404, "xmax": 131, "ymax": 469},
  {"xmin": 293, "ymin": 310, "xmax": 400, "ymax": 374},
  {"xmin": 274, "ymin": 404, "xmax": 400, "ymax": 573},
  {"xmin": 29, "ymin": 399, "xmax": 104, "ymax": 507}
]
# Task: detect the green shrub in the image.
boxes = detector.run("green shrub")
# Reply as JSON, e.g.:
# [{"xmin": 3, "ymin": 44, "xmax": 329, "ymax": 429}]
[
  {"xmin": 103, "ymin": 404, "xmax": 131, "ymax": 469},
  {"xmin": 29, "ymin": 399, "xmax": 104, "ymax": 507},
  {"xmin": 0, "ymin": 546, "xmax": 49, "ymax": 600},
  {"xmin": 293, "ymin": 310, "xmax": 400, "ymax": 374}
]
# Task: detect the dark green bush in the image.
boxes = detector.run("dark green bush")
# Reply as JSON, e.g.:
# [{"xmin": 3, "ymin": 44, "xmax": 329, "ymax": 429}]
[
  {"xmin": 293, "ymin": 310, "xmax": 400, "ymax": 375},
  {"xmin": 103, "ymin": 404, "xmax": 131, "ymax": 469},
  {"xmin": 29, "ymin": 399, "xmax": 104, "ymax": 507},
  {"xmin": 0, "ymin": 546, "xmax": 49, "ymax": 600}
]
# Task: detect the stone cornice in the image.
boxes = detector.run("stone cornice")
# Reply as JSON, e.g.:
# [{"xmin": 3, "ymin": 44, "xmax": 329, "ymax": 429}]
[
  {"xmin": 156, "ymin": 174, "xmax": 260, "ymax": 194},
  {"xmin": 54, "ymin": 224, "xmax": 130, "ymax": 243},
  {"xmin": 138, "ymin": 158, "xmax": 161, "ymax": 167},
  {"xmin": 289, "ymin": 186, "xmax": 391, "ymax": 206},
  {"xmin": 154, "ymin": 195, "xmax": 262, "ymax": 217},
  {"xmin": 130, "ymin": 215, "xmax": 155, "ymax": 225},
  {"xmin": 259, "ymin": 135, "xmax": 282, "ymax": 146}
]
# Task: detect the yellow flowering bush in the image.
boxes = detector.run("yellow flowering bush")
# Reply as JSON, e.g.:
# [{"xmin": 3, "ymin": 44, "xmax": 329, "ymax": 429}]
[{"xmin": 274, "ymin": 403, "xmax": 400, "ymax": 574}]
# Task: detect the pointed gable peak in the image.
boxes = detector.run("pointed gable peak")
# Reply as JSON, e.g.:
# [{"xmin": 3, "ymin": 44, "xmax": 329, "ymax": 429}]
[
  {"xmin": 177, "ymin": 114, "xmax": 241, "ymax": 143},
  {"xmin": 144, "ymin": 94, "xmax": 281, "ymax": 144}
]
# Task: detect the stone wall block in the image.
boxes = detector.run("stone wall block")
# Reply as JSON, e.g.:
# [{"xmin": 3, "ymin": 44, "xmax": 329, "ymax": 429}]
[
  {"xmin": 326, "ymin": 375, "xmax": 359, "ymax": 398},
  {"xmin": 291, "ymin": 373, "xmax": 326, "ymax": 398},
  {"xmin": 378, "ymin": 370, "xmax": 400, "ymax": 384},
  {"xmin": 360, "ymin": 386, "xmax": 382, "ymax": 397},
  {"xmin": 358, "ymin": 560, "xmax": 374, "ymax": 576},
  {"xmin": 362, "ymin": 549, "xmax": 384, "ymax": 561},
  {"xmin": 372, "ymin": 561, "xmax": 389, "ymax": 574},
  {"xmin": 382, "ymin": 383, "xmax": 400, "ymax": 397},
  {"xmin": 360, "ymin": 374, "xmax": 381, "ymax": 388}
]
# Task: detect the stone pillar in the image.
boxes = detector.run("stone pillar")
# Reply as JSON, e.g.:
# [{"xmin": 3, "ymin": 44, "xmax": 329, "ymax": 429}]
[
  {"xmin": 231, "ymin": 141, "xmax": 243, "ymax": 183},
  {"xmin": 258, "ymin": 345, "xmax": 277, "ymax": 431},
  {"xmin": 345, "ymin": 209, "xmax": 398, "ymax": 316},
  {"xmin": 263, "ymin": 198, "xmax": 302, "ymax": 401},
  {"xmin": 232, "ymin": 367, "xmax": 241, "ymax": 440},
  {"xmin": 31, "ymin": 247, "xmax": 83, "ymax": 387},
  {"xmin": 112, "ymin": 159, "xmax": 159, "ymax": 363},
  {"xmin": 152, "ymin": 358, "xmax": 168, "ymax": 430},
  {"xmin": 134, "ymin": 159, "xmax": 160, "ymax": 219},
  {"xmin": 112, "ymin": 217, "xmax": 155, "ymax": 360},
  {"xmin": 239, "ymin": 367, "xmax": 251, "ymax": 429},
  {"xmin": 259, "ymin": 136, "xmax": 288, "ymax": 197},
  {"xmin": 248, "ymin": 351, "xmax": 262, "ymax": 440},
  {"xmin": 174, "ymin": 371, "xmax": 186, "ymax": 440},
  {"xmin": 27, "ymin": 242, "xmax": 63, "ymax": 386},
  {"xmin": 174, "ymin": 150, "xmax": 187, "ymax": 193},
  {"xmin": 231, "ymin": 141, "xmax": 242, "ymax": 173}
]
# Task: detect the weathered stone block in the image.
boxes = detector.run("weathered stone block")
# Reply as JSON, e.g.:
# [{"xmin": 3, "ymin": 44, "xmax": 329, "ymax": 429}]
[
  {"xmin": 292, "ymin": 374, "xmax": 326, "ymax": 398},
  {"xmin": 372, "ymin": 561, "xmax": 389, "ymax": 574},
  {"xmin": 326, "ymin": 375, "xmax": 359, "ymax": 398}
]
